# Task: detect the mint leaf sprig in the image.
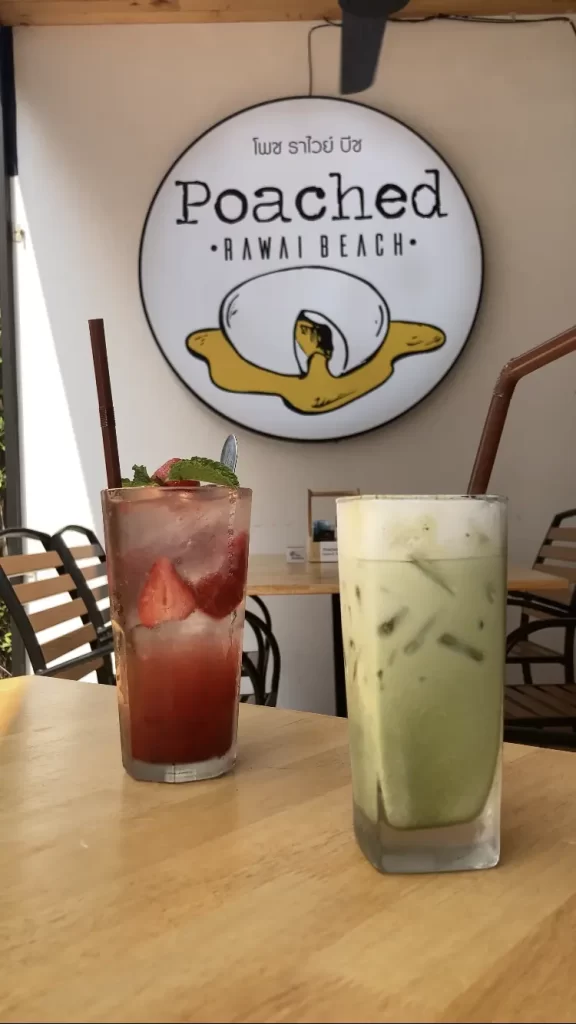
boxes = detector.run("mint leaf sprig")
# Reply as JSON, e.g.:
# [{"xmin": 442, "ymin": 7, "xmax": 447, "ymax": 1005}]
[
  {"xmin": 121, "ymin": 465, "xmax": 158, "ymax": 488},
  {"xmin": 168, "ymin": 458, "xmax": 239, "ymax": 487},
  {"xmin": 121, "ymin": 459, "xmax": 239, "ymax": 488}
]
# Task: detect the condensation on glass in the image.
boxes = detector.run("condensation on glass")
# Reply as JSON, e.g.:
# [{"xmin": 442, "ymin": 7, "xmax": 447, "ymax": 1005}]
[
  {"xmin": 337, "ymin": 495, "xmax": 506, "ymax": 874},
  {"xmin": 103, "ymin": 485, "xmax": 252, "ymax": 783}
]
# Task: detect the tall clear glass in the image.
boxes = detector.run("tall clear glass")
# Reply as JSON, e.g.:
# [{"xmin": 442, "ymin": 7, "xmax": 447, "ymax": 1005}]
[
  {"xmin": 337, "ymin": 495, "xmax": 506, "ymax": 874},
  {"xmin": 102, "ymin": 485, "xmax": 252, "ymax": 783}
]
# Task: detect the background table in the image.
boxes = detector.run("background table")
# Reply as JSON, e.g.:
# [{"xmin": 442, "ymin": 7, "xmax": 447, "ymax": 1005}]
[
  {"xmin": 247, "ymin": 555, "xmax": 569, "ymax": 597},
  {"xmin": 248, "ymin": 556, "xmax": 569, "ymax": 715},
  {"xmin": 1, "ymin": 678, "xmax": 576, "ymax": 1023}
]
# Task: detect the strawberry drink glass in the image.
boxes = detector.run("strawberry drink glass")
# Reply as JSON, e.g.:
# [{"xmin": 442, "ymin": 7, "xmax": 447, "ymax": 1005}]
[{"xmin": 102, "ymin": 479, "xmax": 251, "ymax": 782}]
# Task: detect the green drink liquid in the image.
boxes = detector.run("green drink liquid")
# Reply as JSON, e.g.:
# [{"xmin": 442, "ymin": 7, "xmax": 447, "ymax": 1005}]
[{"xmin": 342, "ymin": 554, "xmax": 504, "ymax": 831}]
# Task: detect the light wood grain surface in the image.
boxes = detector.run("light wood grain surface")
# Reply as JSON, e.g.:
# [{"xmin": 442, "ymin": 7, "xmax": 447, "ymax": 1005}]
[
  {"xmin": 1, "ymin": 678, "xmax": 576, "ymax": 1023},
  {"xmin": 247, "ymin": 554, "xmax": 570, "ymax": 597},
  {"xmin": 0, "ymin": 0, "xmax": 570, "ymax": 27}
]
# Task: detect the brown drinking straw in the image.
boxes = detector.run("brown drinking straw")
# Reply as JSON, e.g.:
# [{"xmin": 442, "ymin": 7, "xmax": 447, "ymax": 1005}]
[
  {"xmin": 88, "ymin": 318, "xmax": 122, "ymax": 489},
  {"xmin": 467, "ymin": 325, "xmax": 576, "ymax": 495}
]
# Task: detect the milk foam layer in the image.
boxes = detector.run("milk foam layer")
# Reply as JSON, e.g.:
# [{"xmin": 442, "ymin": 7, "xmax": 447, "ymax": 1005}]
[{"xmin": 337, "ymin": 495, "xmax": 506, "ymax": 563}]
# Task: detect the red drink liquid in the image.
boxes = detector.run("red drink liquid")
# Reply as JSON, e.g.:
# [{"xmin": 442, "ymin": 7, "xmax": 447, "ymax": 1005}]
[{"xmin": 124, "ymin": 637, "xmax": 240, "ymax": 765}]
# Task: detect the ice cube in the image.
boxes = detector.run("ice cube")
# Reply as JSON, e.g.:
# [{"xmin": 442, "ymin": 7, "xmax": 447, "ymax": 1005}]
[{"xmin": 129, "ymin": 611, "xmax": 235, "ymax": 659}]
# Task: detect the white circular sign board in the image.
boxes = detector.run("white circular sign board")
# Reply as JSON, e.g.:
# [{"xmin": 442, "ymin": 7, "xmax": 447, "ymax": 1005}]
[{"xmin": 140, "ymin": 97, "xmax": 483, "ymax": 441}]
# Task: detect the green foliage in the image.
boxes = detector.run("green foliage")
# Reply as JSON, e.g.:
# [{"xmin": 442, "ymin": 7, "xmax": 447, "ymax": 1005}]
[{"xmin": 0, "ymin": 612, "xmax": 11, "ymax": 655}]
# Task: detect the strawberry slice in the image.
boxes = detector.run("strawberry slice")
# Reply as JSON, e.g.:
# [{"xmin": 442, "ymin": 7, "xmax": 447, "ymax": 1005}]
[
  {"xmin": 152, "ymin": 458, "xmax": 182, "ymax": 483},
  {"xmin": 138, "ymin": 557, "xmax": 196, "ymax": 628},
  {"xmin": 192, "ymin": 532, "xmax": 249, "ymax": 619},
  {"xmin": 152, "ymin": 458, "xmax": 200, "ymax": 488}
]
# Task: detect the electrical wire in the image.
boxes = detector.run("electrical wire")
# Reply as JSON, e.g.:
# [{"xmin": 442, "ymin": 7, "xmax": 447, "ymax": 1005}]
[
  {"xmin": 308, "ymin": 13, "xmax": 576, "ymax": 96},
  {"xmin": 308, "ymin": 19, "xmax": 340, "ymax": 96}
]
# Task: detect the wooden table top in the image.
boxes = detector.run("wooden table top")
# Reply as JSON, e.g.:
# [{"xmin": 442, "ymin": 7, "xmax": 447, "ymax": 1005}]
[
  {"xmin": 247, "ymin": 554, "xmax": 570, "ymax": 598},
  {"xmin": 2, "ymin": 680, "xmax": 576, "ymax": 1023}
]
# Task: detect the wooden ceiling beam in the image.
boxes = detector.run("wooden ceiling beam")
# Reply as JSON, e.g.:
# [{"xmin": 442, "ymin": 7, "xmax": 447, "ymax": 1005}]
[{"xmin": 0, "ymin": 0, "xmax": 574, "ymax": 27}]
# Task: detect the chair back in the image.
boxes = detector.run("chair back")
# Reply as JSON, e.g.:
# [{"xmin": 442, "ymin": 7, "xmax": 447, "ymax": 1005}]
[
  {"xmin": 533, "ymin": 508, "xmax": 576, "ymax": 609},
  {"xmin": 244, "ymin": 600, "xmax": 280, "ymax": 707},
  {"xmin": 51, "ymin": 526, "xmax": 110, "ymax": 636},
  {"xmin": 0, "ymin": 528, "xmax": 113, "ymax": 682}
]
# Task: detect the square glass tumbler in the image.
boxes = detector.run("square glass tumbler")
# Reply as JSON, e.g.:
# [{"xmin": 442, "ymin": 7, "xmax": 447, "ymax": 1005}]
[
  {"xmin": 102, "ymin": 484, "xmax": 252, "ymax": 783},
  {"xmin": 337, "ymin": 495, "xmax": 506, "ymax": 873}
]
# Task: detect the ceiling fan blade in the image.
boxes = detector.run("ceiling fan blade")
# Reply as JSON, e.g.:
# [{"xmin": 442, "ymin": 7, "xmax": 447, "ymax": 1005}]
[{"xmin": 339, "ymin": 10, "xmax": 388, "ymax": 95}]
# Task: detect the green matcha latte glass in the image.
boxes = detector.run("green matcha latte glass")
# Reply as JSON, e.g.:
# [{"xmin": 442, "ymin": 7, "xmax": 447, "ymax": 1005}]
[{"xmin": 337, "ymin": 495, "xmax": 506, "ymax": 874}]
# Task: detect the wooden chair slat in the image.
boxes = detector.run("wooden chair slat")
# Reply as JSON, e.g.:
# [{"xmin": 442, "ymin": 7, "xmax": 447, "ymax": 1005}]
[
  {"xmin": 533, "ymin": 565, "xmax": 576, "ymax": 584},
  {"xmin": 540, "ymin": 684, "xmax": 576, "ymax": 712},
  {"xmin": 505, "ymin": 688, "xmax": 567, "ymax": 720},
  {"xmin": 13, "ymin": 574, "xmax": 75, "ymax": 603},
  {"xmin": 531, "ymin": 686, "xmax": 576, "ymax": 715},
  {"xmin": 41, "ymin": 623, "xmax": 97, "ymax": 664},
  {"xmin": 53, "ymin": 658, "xmax": 104, "ymax": 681},
  {"xmin": 505, "ymin": 689, "xmax": 545, "ymax": 716},
  {"xmin": 508, "ymin": 639, "xmax": 563, "ymax": 660},
  {"xmin": 539, "ymin": 545, "xmax": 576, "ymax": 564},
  {"xmin": 504, "ymin": 694, "xmax": 539, "ymax": 719},
  {"xmin": 89, "ymin": 583, "xmax": 110, "ymax": 627},
  {"xmin": 504, "ymin": 697, "xmax": 535, "ymax": 720},
  {"xmin": 504, "ymin": 703, "xmax": 527, "ymax": 721},
  {"xmin": 82, "ymin": 563, "xmax": 107, "ymax": 581},
  {"xmin": 504, "ymin": 702, "xmax": 527, "ymax": 720},
  {"xmin": 68, "ymin": 545, "xmax": 101, "ymax": 560},
  {"xmin": 505, "ymin": 684, "xmax": 576, "ymax": 721},
  {"xmin": 0, "ymin": 550, "xmax": 62, "ymax": 575},
  {"xmin": 546, "ymin": 527, "xmax": 576, "ymax": 543},
  {"xmin": 29, "ymin": 597, "xmax": 88, "ymax": 633}
]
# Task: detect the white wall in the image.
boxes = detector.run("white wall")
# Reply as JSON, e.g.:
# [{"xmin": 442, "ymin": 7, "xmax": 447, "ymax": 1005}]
[{"xmin": 13, "ymin": 20, "xmax": 576, "ymax": 711}]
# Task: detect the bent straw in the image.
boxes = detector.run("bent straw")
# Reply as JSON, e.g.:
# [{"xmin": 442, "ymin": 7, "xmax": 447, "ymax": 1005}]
[
  {"xmin": 88, "ymin": 318, "xmax": 122, "ymax": 489},
  {"xmin": 467, "ymin": 325, "xmax": 576, "ymax": 495}
]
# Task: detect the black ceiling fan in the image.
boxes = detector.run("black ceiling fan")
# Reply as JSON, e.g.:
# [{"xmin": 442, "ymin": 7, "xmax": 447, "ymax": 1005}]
[{"xmin": 338, "ymin": 0, "xmax": 411, "ymax": 95}]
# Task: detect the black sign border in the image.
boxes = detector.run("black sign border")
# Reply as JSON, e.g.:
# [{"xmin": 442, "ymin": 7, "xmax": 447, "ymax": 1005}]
[{"xmin": 138, "ymin": 95, "xmax": 484, "ymax": 445}]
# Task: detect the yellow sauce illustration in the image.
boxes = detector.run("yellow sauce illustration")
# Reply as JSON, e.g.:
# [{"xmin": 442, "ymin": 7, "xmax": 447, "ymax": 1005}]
[{"xmin": 186, "ymin": 315, "xmax": 445, "ymax": 414}]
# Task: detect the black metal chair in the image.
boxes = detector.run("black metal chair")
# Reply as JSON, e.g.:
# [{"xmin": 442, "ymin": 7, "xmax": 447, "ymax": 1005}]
[
  {"xmin": 507, "ymin": 592, "xmax": 575, "ymax": 685},
  {"xmin": 0, "ymin": 527, "xmax": 114, "ymax": 683},
  {"xmin": 505, "ymin": 610, "xmax": 576, "ymax": 749},
  {"xmin": 242, "ymin": 600, "xmax": 281, "ymax": 706},
  {"xmin": 507, "ymin": 508, "xmax": 576, "ymax": 686}
]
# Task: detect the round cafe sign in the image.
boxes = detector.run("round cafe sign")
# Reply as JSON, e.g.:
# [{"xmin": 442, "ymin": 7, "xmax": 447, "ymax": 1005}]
[{"xmin": 139, "ymin": 97, "xmax": 483, "ymax": 441}]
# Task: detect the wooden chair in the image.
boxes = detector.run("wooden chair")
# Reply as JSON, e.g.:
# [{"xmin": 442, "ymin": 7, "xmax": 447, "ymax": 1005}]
[
  {"xmin": 507, "ymin": 508, "xmax": 576, "ymax": 685},
  {"xmin": 50, "ymin": 526, "xmax": 111, "ymax": 644},
  {"xmin": 0, "ymin": 528, "xmax": 114, "ymax": 683},
  {"xmin": 505, "ymin": 611, "xmax": 576, "ymax": 748}
]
